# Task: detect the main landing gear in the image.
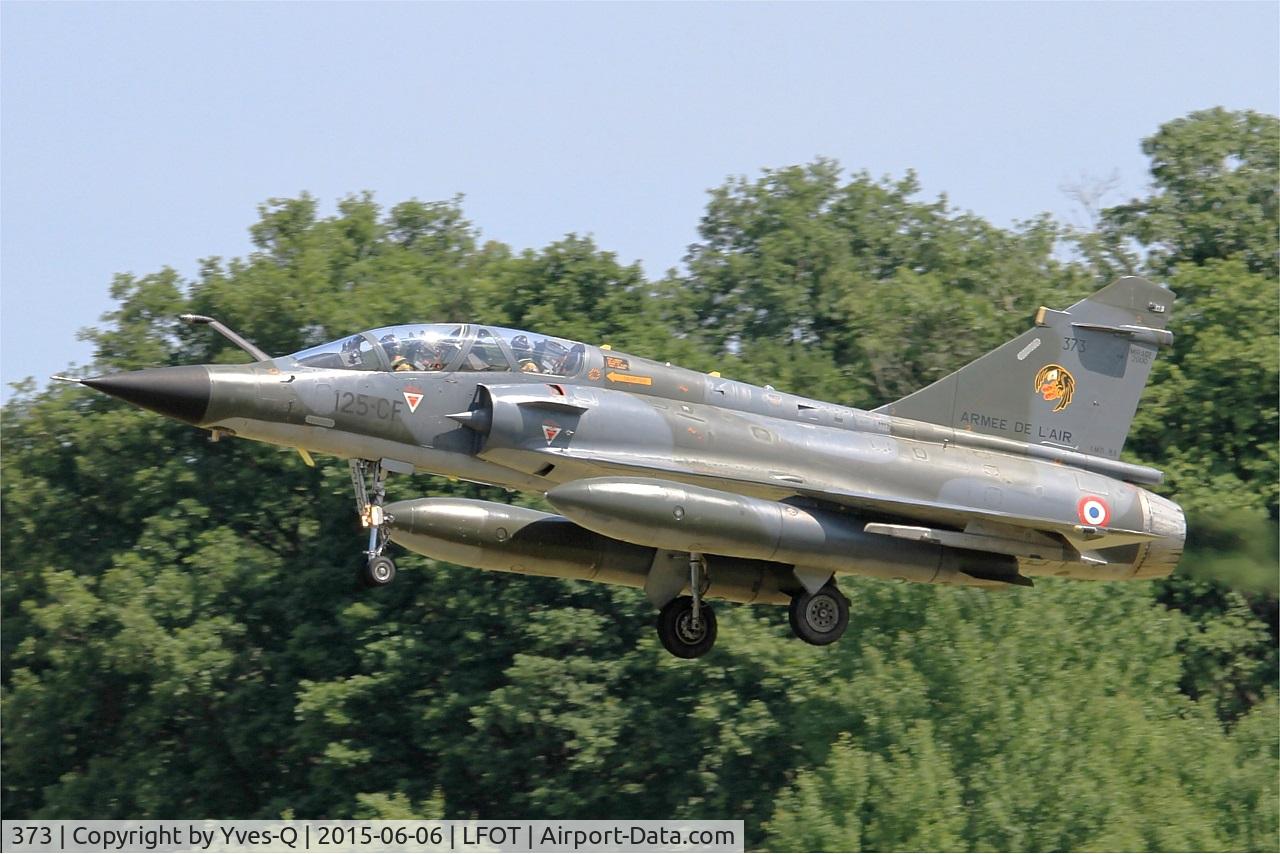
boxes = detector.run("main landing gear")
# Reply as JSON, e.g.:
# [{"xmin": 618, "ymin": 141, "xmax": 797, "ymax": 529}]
[
  {"xmin": 350, "ymin": 459, "xmax": 396, "ymax": 587},
  {"xmin": 652, "ymin": 560, "xmax": 852, "ymax": 657},
  {"xmin": 788, "ymin": 581, "xmax": 850, "ymax": 645},
  {"xmin": 656, "ymin": 553, "xmax": 717, "ymax": 659}
]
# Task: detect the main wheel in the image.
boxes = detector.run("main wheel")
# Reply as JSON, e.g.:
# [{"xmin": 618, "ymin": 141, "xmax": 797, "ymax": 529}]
[
  {"xmin": 788, "ymin": 583, "xmax": 849, "ymax": 645},
  {"xmin": 361, "ymin": 555, "xmax": 397, "ymax": 588},
  {"xmin": 656, "ymin": 595, "xmax": 717, "ymax": 659}
]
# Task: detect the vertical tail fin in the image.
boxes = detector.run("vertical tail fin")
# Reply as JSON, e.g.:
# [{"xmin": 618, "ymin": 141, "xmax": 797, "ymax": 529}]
[{"xmin": 876, "ymin": 276, "xmax": 1175, "ymax": 460}]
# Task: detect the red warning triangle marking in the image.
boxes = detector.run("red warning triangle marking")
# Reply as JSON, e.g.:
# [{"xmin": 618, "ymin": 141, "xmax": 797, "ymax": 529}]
[
  {"xmin": 403, "ymin": 391, "xmax": 424, "ymax": 413},
  {"xmin": 542, "ymin": 423, "xmax": 561, "ymax": 443}
]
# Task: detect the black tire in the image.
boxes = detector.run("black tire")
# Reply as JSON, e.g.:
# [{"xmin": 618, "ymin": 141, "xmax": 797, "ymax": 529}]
[
  {"xmin": 788, "ymin": 583, "xmax": 849, "ymax": 645},
  {"xmin": 656, "ymin": 595, "xmax": 717, "ymax": 659},
  {"xmin": 361, "ymin": 555, "xmax": 397, "ymax": 587}
]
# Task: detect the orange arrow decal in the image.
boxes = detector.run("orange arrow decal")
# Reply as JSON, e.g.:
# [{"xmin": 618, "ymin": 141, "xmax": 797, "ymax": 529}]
[{"xmin": 605, "ymin": 371, "xmax": 653, "ymax": 386}]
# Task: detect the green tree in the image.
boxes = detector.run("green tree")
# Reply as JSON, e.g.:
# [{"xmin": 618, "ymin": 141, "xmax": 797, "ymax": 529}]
[
  {"xmin": 675, "ymin": 162, "xmax": 1094, "ymax": 407},
  {"xmin": 1092, "ymin": 109, "xmax": 1279, "ymax": 728},
  {"xmin": 3, "ymin": 111, "xmax": 1277, "ymax": 852},
  {"xmin": 1102, "ymin": 108, "xmax": 1278, "ymax": 278}
]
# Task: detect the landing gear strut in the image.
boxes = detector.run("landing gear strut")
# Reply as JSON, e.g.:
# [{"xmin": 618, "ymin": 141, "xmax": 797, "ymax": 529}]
[
  {"xmin": 351, "ymin": 459, "xmax": 396, "ymax": 587},
  {"xmin": 655, "ymin": 553, "xmax": 717, "ymax": 658},
  {"xmin": 788, "ymin": 581, "xmax": 850, "ymax": 645}
]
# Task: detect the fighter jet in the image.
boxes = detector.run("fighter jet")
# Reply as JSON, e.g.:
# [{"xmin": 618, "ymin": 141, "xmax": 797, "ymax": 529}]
[{"xmin": 68, "ymin": 276, "xmax": 1185, "ymax": 658}]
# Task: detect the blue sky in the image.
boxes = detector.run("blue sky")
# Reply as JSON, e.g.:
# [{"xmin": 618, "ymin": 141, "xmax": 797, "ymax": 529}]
[{"xmin": 3, "ymin": 2, "xmax": 1277, "ymax": 398}]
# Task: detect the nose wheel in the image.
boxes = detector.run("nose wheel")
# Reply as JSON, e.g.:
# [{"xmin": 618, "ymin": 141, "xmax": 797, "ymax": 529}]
[
  {"xmin": 362, "ymin": 555, "xmax": 397, "ymax": 587},
  {"xmin": 351, "ymin": 459, "xmax": 397, "ymax": 587}
]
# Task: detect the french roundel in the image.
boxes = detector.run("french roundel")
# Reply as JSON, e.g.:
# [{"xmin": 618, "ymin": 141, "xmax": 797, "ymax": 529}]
[{"xmin": 1077, "ymin": 496, "xmax": 1111, "ymax": 527}]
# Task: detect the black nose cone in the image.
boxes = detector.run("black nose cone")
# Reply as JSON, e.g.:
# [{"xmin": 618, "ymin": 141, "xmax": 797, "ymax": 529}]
[{"xmin": 82, "ymin": 366, "xmax": 213, "ymax": 425}]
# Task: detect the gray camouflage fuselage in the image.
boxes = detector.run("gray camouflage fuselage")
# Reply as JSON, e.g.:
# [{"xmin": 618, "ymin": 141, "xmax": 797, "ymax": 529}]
[
  {"xmin": 195, "ymin": 334, "xmax": 1181, "ymax": 595},
  {"xmin": 78, "ymin": 277, "xmax": 1185, "ymax": 617}
]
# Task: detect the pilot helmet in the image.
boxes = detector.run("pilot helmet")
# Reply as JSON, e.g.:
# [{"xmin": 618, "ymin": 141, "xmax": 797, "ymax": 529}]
[
  {"xmin": 542, "ymin": 339, "xmax": 569, "ymax": 370},
  {"xmin": 418, "ymin": 339, "xmax": 446, "ymax": 370},
  {"xmin": 428, "ymin": 343, "xmax": 445, "ymax": 367}
]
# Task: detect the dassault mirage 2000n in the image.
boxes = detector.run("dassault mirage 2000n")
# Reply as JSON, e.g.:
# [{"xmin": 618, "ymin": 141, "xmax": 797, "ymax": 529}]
[{"xmin": 67, "ymin": 276, "xmax": 1185, "ymax": 658}]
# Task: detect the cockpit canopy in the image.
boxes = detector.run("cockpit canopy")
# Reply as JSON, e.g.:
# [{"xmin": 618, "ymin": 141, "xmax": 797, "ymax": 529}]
[{"xmin": 284, "ymin": 324, "xmax": 587, "ymax": 377}]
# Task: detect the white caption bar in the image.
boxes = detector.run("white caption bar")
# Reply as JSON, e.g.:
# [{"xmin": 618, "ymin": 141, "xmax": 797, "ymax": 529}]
[{"xmin": 2, "ymin": 820, "xmax": 744, "ymax": 854}]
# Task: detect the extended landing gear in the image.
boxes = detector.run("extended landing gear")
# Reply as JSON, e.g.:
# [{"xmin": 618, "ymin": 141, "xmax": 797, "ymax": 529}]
[
  {"xmin": 351, "ymin": 459, "xmax": 397, "ymax": 587},
  {"xmin": 788, "ymin": 582, "xmax": 850, "ymax": 645},
  {"xmin": 657, "ymin": 596, "xmax": 718, "ymax": 658},
  {"xmin": 655, "ymin": 553, "xmax": 717, "ymax": 658},
  {"xmin": 362, "ymin": 555, "xmax": 397, "ymax": 587}
]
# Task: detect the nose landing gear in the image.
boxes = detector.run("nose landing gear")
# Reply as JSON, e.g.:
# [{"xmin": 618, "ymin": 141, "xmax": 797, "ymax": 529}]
[
  {"xmin": 364, "ymin": 555, "xmax": 397, "ymax": 586},
  {"xmin": 351, "ymin": 459, "xmax": 397, "ymax": 587}
]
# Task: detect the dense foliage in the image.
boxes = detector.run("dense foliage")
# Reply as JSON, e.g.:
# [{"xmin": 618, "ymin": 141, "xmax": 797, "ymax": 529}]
[{"xmin": 3, "ymin": 109, "xmax": 1276, "ymax": 850}]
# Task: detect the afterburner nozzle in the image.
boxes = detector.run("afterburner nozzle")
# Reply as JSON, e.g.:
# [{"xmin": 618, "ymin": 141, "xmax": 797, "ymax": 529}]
[{"xmin": 82, "ymin": 365, "xmax": 213, "ymax": 425}]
